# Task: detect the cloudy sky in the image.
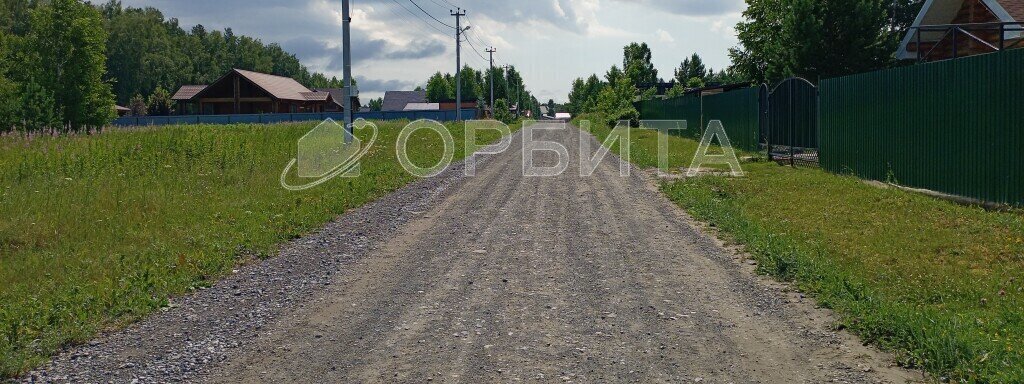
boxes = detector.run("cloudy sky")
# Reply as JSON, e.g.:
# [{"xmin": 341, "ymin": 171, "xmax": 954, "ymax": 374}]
[{"xmin": 120, "ymin": 0, "xmax": 747, "ymax": 103}]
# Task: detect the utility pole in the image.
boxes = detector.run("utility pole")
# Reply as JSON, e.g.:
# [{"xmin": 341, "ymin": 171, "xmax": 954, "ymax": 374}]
[
  {"xmin": 451, "ymin": 8, "xmax": 467, "ymax": 122},
  {"xmin": 486, "ymin": 47, "xmax": 496, "ymax": 116},
  {"xmin": 341, "ymin": 0, "xmax": 354, "ymax": 143}
]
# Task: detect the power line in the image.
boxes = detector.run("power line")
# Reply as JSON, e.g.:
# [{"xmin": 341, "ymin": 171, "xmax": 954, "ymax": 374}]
[
  {"xmin": 434, "ymin": 0, "xmax": 460, "ymax": 9},
  {"xmin": 390, "ymin": 0, "xmax": 451, "ymax": 33},
  {"xmin": 409, "ymin": 0, "xmax": 456, "ymax": 29},
  {"xmin": 384, "ymin": 1, "xmax": 444, "ymax": 38},
  {"xmin": 425, "ymin": 0, "xmax": 449, "ymax": 10},
  {"xmin": 463, "ymin": 34, "xmax": 489, "ymax": 63}
]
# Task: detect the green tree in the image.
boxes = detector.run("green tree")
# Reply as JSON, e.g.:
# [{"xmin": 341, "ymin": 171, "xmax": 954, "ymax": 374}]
[
  {"xmin": 730, "ymin": 0, "xmax": 789, "ymax": 83},
  {"xmin": 665, "ymin": 83, "xmax": 688, "ymax": 98},
  {"xmin": 426, "ymin": 72, "xmax": 452, "ymax": 102},
  {"xmin": 546, "ymin": 99, "xmax": 555, "ymax": 116},
  {"xmin": 731, "ymin": 0, "xmax": 893, "ymax": 84},
  {"xmin": 17, "ymin": 78, "xmax": 60, "ymax": 131},
  {"xmin": 367, "ymin": 97, "xmax": 383, "ymax": 111},
  {"xmin": 604, "ymin": 65, "xmax": 624, "ymax": 87},
  {"xmin": 456, "ymin": 65, "xmax": 480, "ymax": 101},
  {"xmin": 623, "ymin": 42, "xmax": 658, "ymax": 86},
  {"xmin": 786, "ymin": 0, "xmax": 892, "ymax": 80},
  {"xmin": 104, "ymin": 5, "xmax": 182, "ymax": 105},
  {"xmin": 0, "ymin": 31, "xmax": 18, "ymax": 131},
  {"xmin": 146, "ymin": 86, "xmax": 173, "ymax": 116},
  {"xmin": 22, "ymin": 0, "xmax": 115, "ymax": 130},
  {"xmin": 708, "ymin": 67, "xmax": 748, "ymax": 84},
  {"xmin": 640, "ymin": 86, "xmax": 658, "ymax": 101},
  {"xmin": 128, "ymin": 94, "xmax": 147, "ymax": 116},
  {"xmin": 567, "ymin": 77, "xmax": 586, "ymax": 115},
  {"xmin": 0, "ymin": 0, "xmax": 36, "ymax": 36},
  {"xmin": 686, "ymin": 77, "xmax": 706, "ymax": 89},
  {"xmin": 484, "ymin": 66, "xmax": 507, "ymax": 102},
  {"xmin": 675, "ymin": 53, "xmax": 709, "ymax": 84},
  {"xmin": 595, "ymin": 77, "xmax": 638, "ymax": 127},
  {"xmin": 493, "ymin": 99, "xmax": 513, "ymax": 124}
]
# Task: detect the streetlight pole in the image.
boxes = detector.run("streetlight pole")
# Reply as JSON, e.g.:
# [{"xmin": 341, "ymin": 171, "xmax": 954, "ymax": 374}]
[
  {"xmin": 452, "ymin": 8, "xmax": 467, "ymax": 122},
  {"xmin": 342, "ymin": 0, "xmax": 354, "ymax": 143},
  {"xmin": 486, "ymin": 47, "xmax": 496, "ymax": 117}
]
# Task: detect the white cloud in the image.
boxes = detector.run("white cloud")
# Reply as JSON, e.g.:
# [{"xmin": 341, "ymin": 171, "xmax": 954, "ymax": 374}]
[
  {"xmin": 120, "ymin": 0, "xmax": 746, "ymax": 102},
  {"xmin": 656, "ymin": 29, "xmax": 675, "ymax": 43}
]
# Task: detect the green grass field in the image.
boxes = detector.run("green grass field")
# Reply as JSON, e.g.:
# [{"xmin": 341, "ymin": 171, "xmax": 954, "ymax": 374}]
[
  {"xmin": 0, "ymin": 120, "xmax": 514, "ymax": 377},
  {"xmin": 580, "ymin": 116, "xmax": 1024, "ymax": 382}
]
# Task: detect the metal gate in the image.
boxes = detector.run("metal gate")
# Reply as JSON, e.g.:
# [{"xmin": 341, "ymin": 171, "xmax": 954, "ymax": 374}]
[{"xmin": 767, "ymin": 77, "xmax": 819, "ymax": 166}]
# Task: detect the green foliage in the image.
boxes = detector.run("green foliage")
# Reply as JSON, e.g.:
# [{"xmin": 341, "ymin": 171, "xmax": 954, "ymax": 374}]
[
  {"xmin": 708, "ymin": 67, "xmax": 749, "ymax": 84},
  {"xmin": 731, "ymin": 0, "xmax": 895, "ymax": 84},
  {"xmin": 484, "ymin": 66, "xmax": 508, "ymax": 101},
  {"xmin": 0, "ymin": 120, "xmax": 519, "ymax": 377},
  {"xmin": 623, "ymin": 42, "xmax": 658, "ymax": 86},
  {"xmin": 20, "ymin": 0, "xmax": 115, "ymax": 130},
  {"xmin": 96, "ymin": 2, "xmax": 345, "ymax": 105},
  {"xmin": 146, "ymin": 86, "xmax": 173, "ymax": 116},
  {"xmin": 567, "ymin": 75, "xmax": 607, "ymax": 116},
  {"xmin": 367, "ymin": 97, "xmax": 383, "ymax": 112},
  {"xmin": 426, "ymin": 72, "xmax": 453, "ymax": 102},
  {"xmin": 685, "ymin": 77, "xmax": 706, "ymax": 89},
  {"xmin": 16, "ymin": 78, "xmax": 60, "ymax": 131},
  {"xmin": 493, "ymin": 99, "xmax": 513, "ymax": 124},
  {"xmin": 594, "ymin": 77, "xmax": 638, "ymax": 127},
  {"xmin": 639, "ymin": 86, "xmax": 657, "ymax": 101},
  {"xmin": 128, "ymin": 94, "xmax": 147, "ymax": 116},
  {"xmin": 546, "ymin": 99, "xmax": 555, "ymax": 116},
  {"xmin": 664, "ymin": 83, "xmax": 689, "ymax": 99},
  {"xmin": 456, "ymin": 65, "xmax": 481, "ymax": 101},
  {"xmin": 0, "ymin": 33, "xmax": 18, "ymax": 131},
  {"xmin": 674, "ymin": 53, "xmax": 710, "ymax": 84},
  {"xmin": 604, "ymin": 65, "xmax": 624, "ymax": 86}
]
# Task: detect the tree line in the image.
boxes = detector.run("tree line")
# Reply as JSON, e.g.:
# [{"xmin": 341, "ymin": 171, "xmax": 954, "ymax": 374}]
[
  {"xmin": 423, "ymin": 64, "xmax": 541, "ymax": 123},
  {"xmin": 568, "ymin": 0, "xmax": 924, "ymax": 126},
  {"xmin": 0, "ymin": 0, "xmax": 350, "ymax": 132}
]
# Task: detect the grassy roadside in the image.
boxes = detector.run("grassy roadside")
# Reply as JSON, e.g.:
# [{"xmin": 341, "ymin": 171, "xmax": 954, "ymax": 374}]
[
  {"xmin": 579, "ymin": 115, "xmax": 1024, "ymax": 382},
  {"xmin": 0, "ymin": 120, "xmax": 517, "ymax": 377}
]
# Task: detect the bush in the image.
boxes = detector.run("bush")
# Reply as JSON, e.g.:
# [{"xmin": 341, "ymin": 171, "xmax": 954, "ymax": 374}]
[
  {"xmin": 493, "ymin": 99, "xmax": 514, "ymax": 124},
  {"xmin": 147, "ymin": 87, "xmax": 173, "ymax": 116}
]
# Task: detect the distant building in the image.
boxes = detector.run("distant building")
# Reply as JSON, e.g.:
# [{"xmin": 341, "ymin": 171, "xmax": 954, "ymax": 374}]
[
  {"xmin": 171, "ymin": 69, "xmax": 349, "ymax": 115},
  {"xmin": 539, "ymin": 106, "xmax": 549, "ymax": 116},
  {"xmin": 438, "ymin": 100, "xmax": 477, "ymax": 111},
  {"xmin": 114, "ymin": 105, "xmax": 130, "ymax": 117},
  {"xmin": 312, "ymin": 88, "xmax": 360, "ymax": 113},
  {"xmin": 897, "ymin": 0, "xmax": 1024, "ymax": 61},
  {"xmin": 381, "ymin": 91, "xmax": 428, "ymax": 111},
  {"xmin": 403, "ymin": 102, "xmax": 441, "ymax": 111}
]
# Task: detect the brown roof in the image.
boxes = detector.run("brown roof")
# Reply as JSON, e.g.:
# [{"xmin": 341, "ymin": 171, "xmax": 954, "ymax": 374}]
[
  {"xmin": 234, "ymin": 69, "xmax": 313, "ymax": 102},
  {"xmin": 115, "ymin": 105, "xmax": 130, "ymax": 112},
  {"xmin": 172, "ymin": 85, "xmax": 207, "ymax": 100},
  {"xmin": 300, "ymin": 91, "xmax": 331, "ymax": 101},
  {"xmin": 1001, "ymin": 0, "xmax": 1024, "ymax": 20}
]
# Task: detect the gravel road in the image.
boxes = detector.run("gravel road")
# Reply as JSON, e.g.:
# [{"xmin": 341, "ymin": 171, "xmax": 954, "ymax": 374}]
[{"xmin": 24, "ymin": 122, "xmax": 920, "ymax": 383}]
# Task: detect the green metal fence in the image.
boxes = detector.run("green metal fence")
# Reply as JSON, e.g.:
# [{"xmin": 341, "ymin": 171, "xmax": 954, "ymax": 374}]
[
  {"xmin": 702, "ymin": 87, "xmax": 765, "ymax": 152},
  {"xmin": 820, "ymin": 48, "xmax": 1024, "ymax": 205},
  {"xmin": 636, "ymin": 94, "xmax": 703, "ymax": 138}
]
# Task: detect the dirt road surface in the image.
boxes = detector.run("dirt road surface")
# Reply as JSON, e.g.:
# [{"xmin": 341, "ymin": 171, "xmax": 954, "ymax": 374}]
[{"xmin": 25, "ymin": 123, "xmax": 920, "ymax": 383}]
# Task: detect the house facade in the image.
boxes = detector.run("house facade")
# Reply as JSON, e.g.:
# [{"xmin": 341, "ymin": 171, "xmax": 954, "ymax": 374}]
[
  {"xmin": 171, "ymin": 69, "xmax": 352, "ymax": 115},
  {"xmin": 897, "ymin": 0, "xmax": 1024, "ymax": 61}
]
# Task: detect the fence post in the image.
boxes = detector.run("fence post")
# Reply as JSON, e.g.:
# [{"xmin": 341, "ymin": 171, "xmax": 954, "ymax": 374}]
[{"xmin": 789, "ymin": 80, "xmax": 796, "ymax": 168}]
